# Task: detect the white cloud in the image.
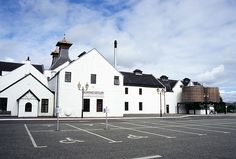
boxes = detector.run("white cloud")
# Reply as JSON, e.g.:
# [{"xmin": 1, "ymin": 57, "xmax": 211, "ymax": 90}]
[
  {"xmin": 4, "ymin": 57, "xmax": 15, "ymax": 62},
  {"xmin": 196, "ymin": 65, "xmax": 225, "ymax": 85},
  {"xmin": 0, "ymin": 0, "xmax": 236, "ymax": 102},
  {"xmin": 220, "ymin": 90, "xmax": 236, "ymax": 103}
]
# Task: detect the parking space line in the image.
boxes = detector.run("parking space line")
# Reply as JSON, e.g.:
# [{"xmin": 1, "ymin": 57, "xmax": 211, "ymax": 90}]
[
  {"xmin": 152, "ymin": 121, "xmax": 230, "ymax": 134},
  {"xmin": 170, "ymin": 122, "xmax": 236, "ymax": 131},
  {"xmin": 66, "ymin": 124, "xmax": 122, "ymax": 143},
  {"xmin": 24, "ymin": 124, "xmax": 47, "ymax": 148},
  {"xmin": 101, "ymin": 123, "xmax": 176, "ymax": 139},
  {"xmin": 131, "ymin": 155, "xmax": 162, "ymax": 159},
  {"xmin": 125, "ymin": 122, "xmax": 207, "ymax": 136}
]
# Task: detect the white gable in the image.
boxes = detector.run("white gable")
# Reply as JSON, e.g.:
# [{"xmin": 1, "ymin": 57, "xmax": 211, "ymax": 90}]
[{"xmin": 0, "ymin": 61, "xmax": 48, "ymax": 90}]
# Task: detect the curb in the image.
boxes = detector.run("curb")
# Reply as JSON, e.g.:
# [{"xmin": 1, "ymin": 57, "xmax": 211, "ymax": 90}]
[{"xmin": 0, "ymin": 114, "xmax": 235, "ymax": 121}]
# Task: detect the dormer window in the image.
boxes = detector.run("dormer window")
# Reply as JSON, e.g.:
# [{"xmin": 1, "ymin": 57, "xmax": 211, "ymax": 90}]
[{"xmin": 133, "ymin": 69, "xmax": 142, "ymax": 75}]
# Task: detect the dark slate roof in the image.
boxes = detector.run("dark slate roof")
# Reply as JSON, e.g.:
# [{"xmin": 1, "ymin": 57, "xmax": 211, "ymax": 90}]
[
  {"xmin": 158, "ymin": 79, "xmax": 178, "ymax": 92},
  {"xmin": 193, "ymin": 82, "xmax": 201, "ymax": 86},
  {"xmin": 50, "ymin": 57, "xmax": 71, "ymax": 70},
  {"xmin": 0, "ymin": 61, "xmax": 44, "ymax": 75},
  {"xmin": 121, "ymin": 71, "xmax": 164, "ymax": 88},
  {"xmin": 169, "ymin": 80, "xmax": 178, "ymax": 88}
]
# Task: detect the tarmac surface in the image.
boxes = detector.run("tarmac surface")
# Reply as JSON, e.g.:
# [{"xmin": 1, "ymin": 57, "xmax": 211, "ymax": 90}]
[{"xmin": 0, "ymin": 114, "xmax": 236, "ymax": 159}]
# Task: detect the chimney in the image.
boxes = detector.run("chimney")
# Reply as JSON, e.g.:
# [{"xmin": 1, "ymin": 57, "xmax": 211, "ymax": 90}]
[
  {"xmin": 114, "ymin": 40, "xmax": 117, "ymax": 68},
  {"xmin": 133, "ymin": 69, "xmax": 143, "ymax": 75},
  {"xmin": 50, "ymin": 47, "xmax": 59, "ymax": 67},
  {"xmin": 25, "ymin": 56, "xmax": 31, "ymax": 74},
  {"xmin": 50, "ymin": 35, "xmax": 72, "ymax": 70}
]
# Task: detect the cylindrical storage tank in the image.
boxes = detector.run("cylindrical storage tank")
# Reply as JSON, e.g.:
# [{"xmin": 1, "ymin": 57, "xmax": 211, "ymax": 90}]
[
  {"xmin": 182, "ymin": 86, "xmax": 204, "ymax": 102},
  {"xmin": 205, "ymin": 87, "xmax": 220, "ymax": 103}
]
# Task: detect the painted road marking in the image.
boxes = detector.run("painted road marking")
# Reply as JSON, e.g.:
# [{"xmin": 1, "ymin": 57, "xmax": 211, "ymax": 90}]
[
  {"xmin": 173, "ymin": 122, "xmax": 236, "ymax": 131},
  {"xmin": 101, "ymin": 123, "xmax": 176, "ymax": 139},
  {"xmin": 127, "ymin": 134, "xmax": 148, "ymax": 139},
  {"xmin": 83, "ymin": 124, "xmax": 94, "ymax": 126},
  {"xmin": 66, "ymin": 124, "xmax": 122, "ymax": 143},
  {"xmin": 24, "ymin": 124, "xmax": 47, "ymax": 148},
  {"xmin": 125, "ymin": 122, "xmax": 207, "ymax": 136},
  {"xmin": 59, "ymin": 137, "xmax": 84, "ymax": 144},
  {"xmin": 131, "ymin": 155, "xmax": 162, "ymax": 159},
  {"xmin": 152, "ymin": 121, "xmax": 230, "ymax": 134}
]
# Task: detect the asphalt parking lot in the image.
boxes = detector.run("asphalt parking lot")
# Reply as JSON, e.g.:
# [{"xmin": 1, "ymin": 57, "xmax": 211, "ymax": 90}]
[{"xmin": 1, "ymin": 116, "xmax": 236, "ymax": 159}]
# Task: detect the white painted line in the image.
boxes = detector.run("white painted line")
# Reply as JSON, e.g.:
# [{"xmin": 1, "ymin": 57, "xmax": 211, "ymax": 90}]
[
  {"xmin": 155, "ymin": 121, "xmax": 231, "ymax": 134},
  {"xmin": 24, "ymin": 124, "xmax": 47, "ymax": 148},
  {"xmin": 182, "ymin": 123, "xmax": 236, "ymax": 131},
  {"xmin": 125, "ymin": 122, "xmax": 207, "ymax": 136},
  {"xmin": 66, "ymin": 124, "xmax": 122, "ymax": 143},
  {"xmin": 127, "ymin": 134, "xmax": 148, "ymax": 139},
  {"xmin": 131, "ymin": 155, "xmax": 162, "ymax": 159},
  {"xmin": 101, "ymin": 123, "xmax": 176, "ymax": 139}
]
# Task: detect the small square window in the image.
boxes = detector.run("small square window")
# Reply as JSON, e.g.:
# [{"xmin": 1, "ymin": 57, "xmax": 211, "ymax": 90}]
[
  {"xmin": 65, "ymin": 72, "xmax": 71, "ymax": 82},
  {"xmin": 125, "ymin": 102, "xmax": 129, "ymax": 111},
  {"xmin": 125, "ymin": 88, "xmax": 128, "ymax": 94},
  {"xmin": 139, "ymin": 88, "xmax": 142, "ymax": 95},
  {"xmin": 91, "ymin": 74, "xmax": 96, "ymax": 84},
  {"xmin": 114, "ymin": 76, "xmax": 120, "ymax": 85}
]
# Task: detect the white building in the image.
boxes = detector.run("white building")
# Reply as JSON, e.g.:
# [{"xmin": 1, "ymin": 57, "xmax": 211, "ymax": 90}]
[
  {"xmin": 1, "ymin": 37, "xmax": 216, "ymax": 118},
  {"xmin": 0, "ymin": 59, "xmax": 54, "ymax": 117},
  {"xmin": 48, "ymin": 38, "xmax": 123, "ymax": 117},
  {"xmin": 121, "ymin": 69, "xmax": 165, "ymax": 116},
  {"xmin": 159, "ymin": 75, "xmax": 184, "ymax": 114}
]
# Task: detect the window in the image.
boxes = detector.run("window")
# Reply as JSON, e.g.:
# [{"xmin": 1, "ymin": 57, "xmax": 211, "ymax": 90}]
[
  {"xmin": 139, "ymin": 102, "xmax": 143, "ymax": 111},
  {"xmin": 65, "ymin": 72, "xmax": 71, "ymax": 82},
  {"xmin": 166, "ymin": 105, "xmax": 169, "ymax": 114},
  {"xmin": 25, "ymin": 102, "xmax": 32, "ymax": 112},
  {"xmin": 83, "ymin": 99, "xmax": 90, "ymax": 112},
  {"xmin": 0, "ymin": 98, "xmax": 7, "ymax": 112},
  {"xmin": 125, "ymin": 102, "xmax": 129, "ymax": 111},
  {"xmin": 97, "ymin": 99, "xmax": 103, "ymax": 112},
  {"xmin": 125, "ymin": 88, "xmax": 128, "ymax": 94},
  {"xmin": 41, "ymin": 99, "xmax": 49, "ymax": 113},
  {"xmin": 91, "ymin": 74, "xmax": 96, "ymax": 84},
  {"xmin": 139, "ymin": 88, "xmax": 142, "ymax": 95},
  {"xmin": 114, "ymin": 76, "xmax": 120, "ymax": 85}
]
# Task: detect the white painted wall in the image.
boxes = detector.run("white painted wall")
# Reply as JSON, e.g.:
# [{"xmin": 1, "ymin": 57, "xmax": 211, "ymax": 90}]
[
  {"xmin": 53, "ymin": 49, "xmax": 124, "ymax": 117},
  {"xmin": 165, "ymin": 81, "xmax": 183, "ymax": 114},
  {"xmin": 0, "ymin": 75, "xmax": 54, "ymax": 116},
  {"xmin": 18, "ymin": 98, "xmax": 38, "ymax": 117},
  {"xmin": 123, "ymin": 86, "xmax": 161, "ymax": 114},
  {"xmin": 0, "ymin": 61, "xmax": 47, "ymax": 90},
  {"xmin": 0, "ymin": 61, "xmax": 54, "ymax": 117}
]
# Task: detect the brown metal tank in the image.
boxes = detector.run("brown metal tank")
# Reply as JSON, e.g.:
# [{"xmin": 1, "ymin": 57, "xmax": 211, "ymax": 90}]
[
  {"xmin": 205, "ymin": 87, "xmax": 220, "ymax": 103},
  {"xmin": 182, "ymin": 86, "xmax": 204, "ymax": 102}
]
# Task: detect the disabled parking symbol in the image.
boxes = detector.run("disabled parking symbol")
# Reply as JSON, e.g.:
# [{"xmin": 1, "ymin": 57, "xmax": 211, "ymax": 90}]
[
  {"xmin": 127, "ymin": 134, "xmax": 148, "ymax": 139},
  {"xmin": 59, "ymin": 137, "xmax": 84, "ymax": 144}
]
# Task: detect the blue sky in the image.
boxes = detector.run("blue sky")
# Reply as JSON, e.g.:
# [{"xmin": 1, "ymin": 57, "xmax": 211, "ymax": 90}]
[{"xmin": 0, "ymin": 0, "xmax": 236, "ymax": 102}]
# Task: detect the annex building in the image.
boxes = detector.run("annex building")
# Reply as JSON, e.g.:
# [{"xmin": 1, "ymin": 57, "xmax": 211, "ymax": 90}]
[{"xmin": 0, "ymin": 38, "xmax": 221, "ymax": 117}]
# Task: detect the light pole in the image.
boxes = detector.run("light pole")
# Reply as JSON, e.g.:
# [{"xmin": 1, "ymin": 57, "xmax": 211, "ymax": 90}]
[
  {"xmin": 157, "ymin": 88, "xmax": 165, "ymax": 117},
  {"xmin": 204, "ymin": 94, "xmax": 209, "ymax": 115},
  {"xmin": 78, "ymin": 82, "xmax": 89, "ymax": 118}
]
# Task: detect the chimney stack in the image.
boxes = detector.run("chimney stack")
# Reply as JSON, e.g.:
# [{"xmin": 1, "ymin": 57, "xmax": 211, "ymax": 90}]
[
  {"xmin": 50, "ymin": 35, "xmax": 72, "ymax": 70},
  {"xmin": 114, "ymin": 40, "xmax": 117, "ymax": 68}
]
